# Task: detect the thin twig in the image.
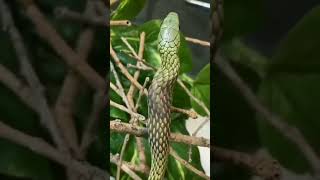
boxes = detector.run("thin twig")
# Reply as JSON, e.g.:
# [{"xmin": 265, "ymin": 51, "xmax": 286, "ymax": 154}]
[
  {"xmin": 116, "ymin": 134, "xmax": 130, "ymax": 180},
  {"xmin": 192, "ymin": 116, "xmax": 209, "ymax": 137},
  {"xmin": 185, "ymin": 37, "xmax": 210, "ymax": 47},
  {"xmin": 110, "ymin": 20, "xmax": 132, "ymax": 26},
  {"xmin": 127, "ymin": 54, "xmax": 155, "ymax": 70},
  {"xmin": 0, "ymin": 65, "xmax": 35, "ymax": 110},
  {"xmin": 110, "ymin": 61, "xmax": 131, "ymax": 109},
  {"xmin": 170, "ymin": 147, "xmax": 209, "ymax": 179},
  {"xmin": 171, "ymin": 106, "xmax": 198, "ymax": 119},
  {"xmin": 121, "ymin": 37, "xmax": 140, "ymax": 58},
  {"xmin": 110, "ymin": 44, "xmax": 148, "ymax": 94},
  {"xmin": 110, "ymin": 82, "xmax": 120, "ymax": 95},
  {"xmin": 134, "ymin": 77, "xmax": 149, "ymax": 111},
  {"xmin": 0, "ymin": 0, "xmax": 67, "ymax": 151},
  {"xmin": 110, "ymin": 154, "xmax": 142, "ymax": 180},
  {"xmin": 177, "ymin": 79, "xmax": 210, "ymax": 116},
  {"xmin": 110, "ymin": 154, "xmax": 148, "ymax": 174},
  {"xmin": 110, "ymin": 100, "xmax": 145, "ymax": 120},
  {"xmin": 127, "ymin": 63, "xmax": 153, "ymax": 71},
  {"xmin": 80, "ymin": 91, "xmax": 106, "ymax": 155}
]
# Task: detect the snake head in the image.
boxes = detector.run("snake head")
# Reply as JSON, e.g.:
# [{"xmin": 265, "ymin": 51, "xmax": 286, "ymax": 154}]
[{"xmin": 158, "ymin": 12, "xmax": 180, "ymax": 53}]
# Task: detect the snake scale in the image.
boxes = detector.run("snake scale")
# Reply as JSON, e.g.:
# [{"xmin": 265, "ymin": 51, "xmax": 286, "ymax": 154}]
[{"xmin": 147, "ymin": 12, "xmax": 180, "ymax": 180}]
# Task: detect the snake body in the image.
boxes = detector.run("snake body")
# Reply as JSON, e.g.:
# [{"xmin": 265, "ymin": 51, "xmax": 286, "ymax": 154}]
[{"xmin": 147, "ymin": 12, "xmax": 180, "ymax": 180}]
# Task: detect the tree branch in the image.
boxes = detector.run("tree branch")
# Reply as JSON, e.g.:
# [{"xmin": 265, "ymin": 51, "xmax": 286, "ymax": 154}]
[
  {"xmin": 110, "ymin": 121, "xmax": 210, "ymax": 147},
  {"xmin": 0, "ymin": 0, "xmax": 67, "ymax": 151}
]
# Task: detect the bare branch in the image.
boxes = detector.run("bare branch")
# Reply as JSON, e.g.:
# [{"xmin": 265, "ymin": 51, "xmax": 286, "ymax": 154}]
[
  {"xmin": 177, "ymin": 79, "xmax": 210, "ymax": 116},
  {"xmin": 80, "ymin": 91, "xmax": 105, "ymax": 154},
  {"xmin": 110, "ymin": 100, "xmax": 145, "ymax": 120},
  {"xmin": 110, "ymin": 154, "xmax": 143, "ymax": 180},
  {"xmin": 185, "ymin": 37, "xmax": 210, "ymax": 47},
  {"xmin": 54, "ymin": 1, "xmax": 98, "ymax": 160},
  {"xmin": 110, "ymin": 121, "xmax": 210, "ymax": 147},
  {"xmin": 0, "ymin": 0, "xmax": 67, "ymax": 151},
  {"xmin": 170, "ymin": 147, "xmax": 209, "ymax": 179},
  {"xmin": 110, "ymin": 20, "xmax": 132, "ymax": 26}
]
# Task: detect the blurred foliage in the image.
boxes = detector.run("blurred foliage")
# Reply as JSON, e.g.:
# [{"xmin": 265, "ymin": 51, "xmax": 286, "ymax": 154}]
[
  {"xmin": 257, "ymin": 6, "xmax": 320, "ymax": 173},
  {"xmin": 215, "ymin": 1, "xmax": 320, "ymax": 179},
  {"xmin": 0, "ymin": 0, "xmax": 106, "ymax": 179},
  {"xmin": 110, "ymin": 0, "xmax": 209, "ymax": 179},
  {"xmin": 223, "ymin": 0, "xmax": 266, "ymax": 40}
]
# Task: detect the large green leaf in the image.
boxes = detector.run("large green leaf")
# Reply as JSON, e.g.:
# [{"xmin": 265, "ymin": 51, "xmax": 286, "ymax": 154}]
[
  {"xmin": 257, "ymin": 6, "xmax": 320, "ymax": 173},
  {"xmin": 191, "ymin": 64, "xmax": 210, "ymax": 116},
  {"xmin": 257, "ymin": 75, "xmax": 320, "ymax": 173},
  {"xmin": 269, "ymin": 6, "xmax": 320, "ymax": 74},
  {"xmin": 111, "ymin": 0, "xmax": 146, "ymax": 20}
]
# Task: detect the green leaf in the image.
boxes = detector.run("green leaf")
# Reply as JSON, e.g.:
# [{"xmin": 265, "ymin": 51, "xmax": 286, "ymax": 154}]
[
  {"xmin": 111, "ymin": 0, "xmax": 146, "ymax": 20},
  {"xmin": 179, "ymin": 34, "xmax": 193, "ymax": 73},
  {"xmin": 172, "ymin": 82, "xmax": 191, "ymax": 110},
  {"xmin": 257, "ymin": 74, "xmax": 320, "ymax": 173},
  {"xmin": 191, "ymin": 64, "xmax": 210, "ymax": 116},
  {"xmin": 269, "ymin": 6, "xmax": 320, "ymax": 74},
  {"xmin": 221, "ymin": 38, "xmax": 269, "ymax": 77}
]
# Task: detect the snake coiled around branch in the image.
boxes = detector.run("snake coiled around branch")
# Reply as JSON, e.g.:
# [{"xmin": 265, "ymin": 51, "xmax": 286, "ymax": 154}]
[{"xmin": 147, "ymin": 12, "xmax": 180, "ymax": 180}]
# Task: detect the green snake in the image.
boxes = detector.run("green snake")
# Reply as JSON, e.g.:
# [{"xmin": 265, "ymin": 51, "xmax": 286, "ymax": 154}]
[{"xmin": 147, "ymin": 12, "xmax": 180, "ymax": 180}]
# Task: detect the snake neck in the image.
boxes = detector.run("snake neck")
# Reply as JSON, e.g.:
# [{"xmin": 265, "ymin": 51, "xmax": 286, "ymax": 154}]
[{"xmin": 155, "ymin": 52, "xmax": 180, "ymax": 85}]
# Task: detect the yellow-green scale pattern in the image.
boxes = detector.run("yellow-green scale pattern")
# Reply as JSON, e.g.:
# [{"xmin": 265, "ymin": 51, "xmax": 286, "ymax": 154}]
[{"xmin": 147, "ymin": 12, "xmax": 180, "ymax": 180}]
